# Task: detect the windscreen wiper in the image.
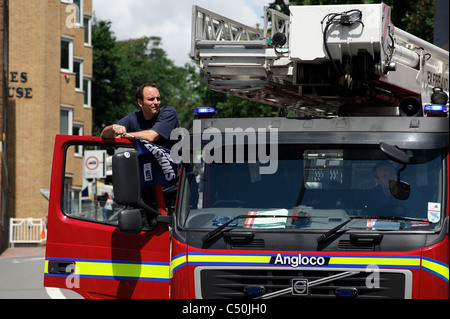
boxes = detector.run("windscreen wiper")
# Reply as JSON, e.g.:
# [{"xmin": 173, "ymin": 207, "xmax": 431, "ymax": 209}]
[
  {"xmin": 317, "ymin": 215, "xmax": 429, "ymax": 244},
  {"xmin": 202, "ymin": 214, "xmax": 309, "ymax": 243}
]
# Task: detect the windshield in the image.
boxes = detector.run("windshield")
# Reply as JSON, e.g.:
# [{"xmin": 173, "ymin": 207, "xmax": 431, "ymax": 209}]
[{"xmin": 178, "ymin": 145, "xmax": 444, "ymax": 232}]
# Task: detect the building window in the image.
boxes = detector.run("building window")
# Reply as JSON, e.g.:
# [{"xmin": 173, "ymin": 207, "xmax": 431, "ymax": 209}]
[
  {"xmin": 84, "ymin": 15, "xmax": 92, "ymax": 46},
  {"xmin": 62, "ymin": 0, "xmax": 83, "ymax": 28},
  {"xmin": 83, "ymin": 78, "xmax": 91, "ymax": 108},
  {"xmin": 61, "ymin": 38, "xmax": 73, "ymax": 72},
  {"xmin": 73, "ymin": 124, "xmax": 84, "ymax": 156},
  {"xmin": 60, "ymin": 108, "xmax": 73, "ymax": 135},
  {"xmin": 74, "ymin": 0, "xmax": 82, "ymax": 25},
  {"xmin": 74, "ymin": 59, "xmax": 83, "ymax": 90},
  {"xmin": 63, "ymin": 0, "xmax": 83, "ymax": 25}
]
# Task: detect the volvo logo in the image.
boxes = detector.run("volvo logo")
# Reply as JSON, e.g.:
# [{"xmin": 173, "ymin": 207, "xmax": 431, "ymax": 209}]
[{"xmin": 292, "ymin": 279, "xmax": 309, "ymax": 295}]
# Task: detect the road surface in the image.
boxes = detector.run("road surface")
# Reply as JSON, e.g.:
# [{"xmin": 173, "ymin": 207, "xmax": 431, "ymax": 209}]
[{"xmin": 0, "ymin": 246, "xmax": 82, "ymax": 299}]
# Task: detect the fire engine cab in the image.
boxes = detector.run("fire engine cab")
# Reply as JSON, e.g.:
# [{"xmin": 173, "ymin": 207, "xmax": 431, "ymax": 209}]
[{"xmin": 44, "ymin": 4, "xmax": 448, "ymax": 299}]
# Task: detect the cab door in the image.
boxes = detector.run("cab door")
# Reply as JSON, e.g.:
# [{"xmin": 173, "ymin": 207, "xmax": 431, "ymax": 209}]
[{"xmin": 44, "ymin": 135, "xmax": 171, "ymax": 299}]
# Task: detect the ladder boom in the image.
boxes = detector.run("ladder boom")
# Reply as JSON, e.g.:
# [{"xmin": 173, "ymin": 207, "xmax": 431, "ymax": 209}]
[{"xmin": 191, "ymin": 4, "xmax": 449, "ymax": 117}]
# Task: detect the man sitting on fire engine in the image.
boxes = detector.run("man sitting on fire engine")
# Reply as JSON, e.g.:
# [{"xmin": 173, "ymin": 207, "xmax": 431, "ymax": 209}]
[
  {"xmin": 368, "ymin": 162, "xmax": 406, "ymax": 217},
  {"xmin": 101, "ymin": 82, "xmax": 181, "ymax": 210},
  {"xmin": 101, "ymin": 82, "xmax": 180, "ymax": 150}
]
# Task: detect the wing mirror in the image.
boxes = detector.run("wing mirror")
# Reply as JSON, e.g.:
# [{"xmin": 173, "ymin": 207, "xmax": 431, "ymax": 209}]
[
  {"xmin": 112, "ymin": 150, "xmax": 159, "ymax": 215},
  {"xmin": 112, "ymin": 150, "xmax": 161, "ymax": 233},
  {"xmin": 118, "ymin": 209, "xmax": 142, "ymax": 234}
]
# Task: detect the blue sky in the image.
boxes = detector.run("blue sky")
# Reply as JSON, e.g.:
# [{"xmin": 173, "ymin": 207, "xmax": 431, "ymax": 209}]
[{"xmin": 92, "ymin": 0, "xmax": 271, "ymax": 66}]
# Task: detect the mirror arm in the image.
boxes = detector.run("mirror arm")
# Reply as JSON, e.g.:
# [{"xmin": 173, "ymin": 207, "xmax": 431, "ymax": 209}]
[
  {"xmin": 397, "ymin": 163, "xmax": 407, "ymax": 181},
  {"xmin": 137, "ymin": 199, "xmax": 159, "ymax": 217},
  {"xmin": 157, "ymin": 215, "xmax": 173, "ymax": 224}
]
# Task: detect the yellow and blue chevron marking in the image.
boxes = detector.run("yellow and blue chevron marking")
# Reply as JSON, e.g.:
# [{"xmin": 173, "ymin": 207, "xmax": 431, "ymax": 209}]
[
  {"xmin": 185, "ymin": 252, "xmax": 422, "ymax": 269},
  {"xmin": 45, "ymin": 257, "xmax": 170, "ymax": 282},
  {"xmin": 421, "ymin": 257, "xmax": 449, "ymax": 283},
  {"xmin": 170, "ymin": 253, "xmax": 187, "ymax": 278},
  {"xmin": 45, "ymin": 253, "xmax": 448, "ymax": 284},
  {"xmin": 175, "ymin": 252, "xmax": 448, "ymax": 283}
]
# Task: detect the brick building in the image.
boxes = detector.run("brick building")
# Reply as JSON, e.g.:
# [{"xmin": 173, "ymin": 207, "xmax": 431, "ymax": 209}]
[
  {"xmin": 0, "ymin": 0, "xmax": 8, "ymax": 250},
  {"xmin": 3, "ymin": 0, "xmax": 92, "ymax": 233}
]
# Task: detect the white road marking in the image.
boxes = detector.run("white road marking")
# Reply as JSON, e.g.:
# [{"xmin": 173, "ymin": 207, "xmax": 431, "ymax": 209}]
[
  {"xmin": 45, "ymin": 287, "xmax": 67, "ymax": 299},
  {"xmin": 12, "ymin": 257, "xmax": 45, "ymax": 263}
]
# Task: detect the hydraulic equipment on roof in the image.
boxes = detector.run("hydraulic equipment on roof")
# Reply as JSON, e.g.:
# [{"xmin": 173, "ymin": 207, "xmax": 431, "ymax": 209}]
[{"xmin": 191, "ymin": 4, "xmax": 449, "ymax": 117}]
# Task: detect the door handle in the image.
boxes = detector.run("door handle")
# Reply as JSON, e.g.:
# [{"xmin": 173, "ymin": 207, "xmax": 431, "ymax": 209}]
[{"xmin": 48, "ymin": 261, "xmax": 75, "ymax": 275}]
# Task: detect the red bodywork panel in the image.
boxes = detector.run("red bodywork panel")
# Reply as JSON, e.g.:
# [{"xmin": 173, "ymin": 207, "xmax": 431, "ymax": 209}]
[{"xmin": 44, "ymin": 135, "xmax": 171, "ymax": 299}]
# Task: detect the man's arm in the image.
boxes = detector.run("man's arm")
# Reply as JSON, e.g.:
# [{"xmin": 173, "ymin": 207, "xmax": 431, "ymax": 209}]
[
  {"xmin": 125, "ymin": 130, "xmax": 161, "ymax": 142},
  {"xmin": 101, "ymin": 124, "xmax": 160, "ymax": 142}
]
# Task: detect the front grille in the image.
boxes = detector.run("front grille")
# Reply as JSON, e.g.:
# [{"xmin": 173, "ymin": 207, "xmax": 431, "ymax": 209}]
[{"xmin": 197, "ymin": 268, "xmax": 409, "ymax": 299}]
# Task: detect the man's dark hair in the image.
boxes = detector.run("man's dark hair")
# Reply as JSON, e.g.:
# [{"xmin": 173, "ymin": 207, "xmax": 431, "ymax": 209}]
[{"xmin": 135, "ymin": 82, "xmax": 158, "ymax": 103}]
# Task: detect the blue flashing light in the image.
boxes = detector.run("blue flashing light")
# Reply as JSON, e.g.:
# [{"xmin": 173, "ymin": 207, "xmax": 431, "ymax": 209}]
[
  {"xmin": 194, "ymin": 107, "xmax": 216, "ymax": 118},
  {"xmin": 424, "ymin": 104, "xmax": 447, "ymax": 113},
  {"xmin": 195, "ymin": 107, "xmax": 215, "ymax": 114}
]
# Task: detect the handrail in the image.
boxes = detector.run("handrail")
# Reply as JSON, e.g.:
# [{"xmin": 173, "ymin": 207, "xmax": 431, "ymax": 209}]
[
  {"xmin": 263, "ymin": 6, "xmax": 290, "ymax": 48},
  {"xmin": 191, "ymin": 5, "xmax": 264, "ymax": 59}
]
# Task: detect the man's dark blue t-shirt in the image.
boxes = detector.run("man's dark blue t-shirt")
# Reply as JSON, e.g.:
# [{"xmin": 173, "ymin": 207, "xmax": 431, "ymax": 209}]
[{"xmin": 117, "ymin": 106, "xmax": 180, "ymax": 150}]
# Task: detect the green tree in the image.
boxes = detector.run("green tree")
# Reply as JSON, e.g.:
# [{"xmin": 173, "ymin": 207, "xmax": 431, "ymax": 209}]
[
  {"xmin": 117, "ymin": 36, "xmax": 203, "ymax": 127},
  {"xmin": 92, "ymin": 23, "xmax": 203, "ymax": 131},
  {"xmin": 91, "ymin": 19, "xmax": 130, "ymax": 136},
  {"xmin": 384, "ymin": 0, "xmax": 434, "ymax": 43}
]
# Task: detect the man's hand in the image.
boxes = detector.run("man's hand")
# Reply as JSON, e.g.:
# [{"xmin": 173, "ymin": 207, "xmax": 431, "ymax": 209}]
[{"xmin": 100, "ymin": 124, "xmax": 127, "ymax": 138}]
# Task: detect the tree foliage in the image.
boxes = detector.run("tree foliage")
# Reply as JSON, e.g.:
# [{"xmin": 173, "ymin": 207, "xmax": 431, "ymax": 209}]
[
  {"xmin": 92, "ymin": 21, "xmax": 202, "ymax": 131},
  {"xmin": 91, "ymin": 19, "xmax": 130, "ymax": 136}
]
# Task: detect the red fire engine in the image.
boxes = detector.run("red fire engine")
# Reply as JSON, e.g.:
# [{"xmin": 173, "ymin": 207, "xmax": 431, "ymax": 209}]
[{"xmin": 44, "ymin": 4, "xmax": 448, "ymax": 299}]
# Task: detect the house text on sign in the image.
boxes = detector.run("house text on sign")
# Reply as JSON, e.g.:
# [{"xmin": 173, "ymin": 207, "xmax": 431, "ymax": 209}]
[{"xmin": 8, "ymin": 72, "xmax": 33, "ymax": 99}]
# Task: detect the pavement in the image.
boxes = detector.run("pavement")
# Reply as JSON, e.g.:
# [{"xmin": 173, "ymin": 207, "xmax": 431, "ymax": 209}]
[{"xmin": 0, "ymin": 245, "xmax": 46, "ymax": 259}]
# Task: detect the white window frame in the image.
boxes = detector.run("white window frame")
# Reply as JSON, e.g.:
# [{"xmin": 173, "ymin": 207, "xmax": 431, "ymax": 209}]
[
  {"xmin": 83, "ymin": 77, "xmax": 92, "ymax": 108},
  {"xmin": 84, "ymin": 15, "xmax": 92, "ymax": 46},
  {"xmin": 60, "ymin": 107, "xmax": 73, "ymax": 135},
  {"xmin": 72, "ymin": 124, "xmax": 84, "ymax": 156},
  {"xmin": 61, "ymin": 38, "xmax": 73, "ymax": 73},
  {"xmin": 73, "ymin": 0, "xmax": 83, "ymax": 26},
  {"xmin": 74, "ymin": 59, "xmax": 83, "ymax": 91}
]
